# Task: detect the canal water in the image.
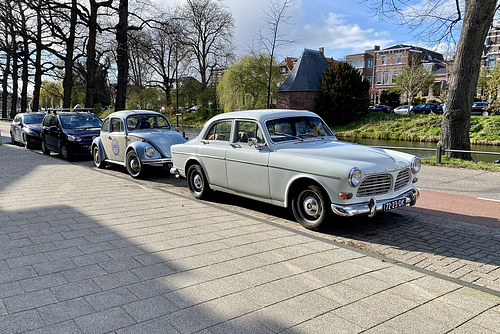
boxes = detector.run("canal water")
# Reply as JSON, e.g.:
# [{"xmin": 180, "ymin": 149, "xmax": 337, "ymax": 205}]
[{"xmin": 178, "ymin": 128, "xmax": 500, "ymax": 164}]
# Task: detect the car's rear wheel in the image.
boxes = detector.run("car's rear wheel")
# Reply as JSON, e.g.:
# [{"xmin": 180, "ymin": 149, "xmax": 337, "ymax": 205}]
[
  {"xmin": 126, "ymin": 150, "xmax": 143, "ymax": 178},
  {"xmin": 41, "ymin": 138, "xmax": 50, "ymax": 155},
  {"xmin": 60, "ymin": 145, "xmax": 71, "ymax": 160},
  {"xmin": 482, "ymin": 111, "xmax": 489, "ymax": 116},
  {"xmin": 10, "ymin": 132, "xmax": 17, "ymax": 145},
  {"xmin": 187, "ymin": 164, "xmax": 211, "ymax": 199},
  {"xmin": 93, "ymin": 146, "xmax": 106, "ymax": 169},
  {"xmin": 292, "ymin": 184, "xmax": 329, "ymax": 230},
  {"xmin": 23, "ymin": 134, "xmax": 32, "ymax": 149}
]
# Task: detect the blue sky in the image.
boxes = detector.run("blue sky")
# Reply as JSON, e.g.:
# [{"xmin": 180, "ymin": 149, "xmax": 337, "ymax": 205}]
[
  {"xmin": 159, "ymin": 0, "xmax": 462, "ymax": 60},
  {"xmin": 222, "ymin": 0, "xmax": 460, "ymax": 60}
]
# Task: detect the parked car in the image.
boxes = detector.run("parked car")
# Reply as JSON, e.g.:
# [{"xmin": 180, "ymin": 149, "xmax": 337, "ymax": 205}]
[
  {"xmin": 412, "ymin": 103, "xmax": 440, "ymax": 114},
  {"xmin": 92, "ymin": 110, "xmax": 186, "ymax": 178},
  {"xmin": 10, "ymin": 112, "xmax": 46, "ymax": 149},
  {"xmin": 471, "ymin": 102, "xmax": 493, "ymax": 116},
  {"xmin": 394, "ymin": 105, "xmax": 413, "ymax": 115},
  {"xmin": 170, "ymin": 109, "xmax": 420, "ymax": 230},
  {"xmin": 41, "ymin": 111, "xmax": 103, "ymax": 160},
  {"xmin": 369, "ymin": 105, "xmax": 392, "ymax": 113}
]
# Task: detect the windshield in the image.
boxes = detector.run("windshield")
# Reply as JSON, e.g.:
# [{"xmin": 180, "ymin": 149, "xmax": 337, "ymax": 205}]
[
  {"xmin": 266, "ymin": 116, "xmax": 335, "ymax": 143},
  {"xmin": 24, "ymin": 114, "xmax": 45, "ymax": 124},
  {"xmin": 126, "ymin": 114, "xmax": 172, "ymax": 131},
  {"xmin": 59, "ymin": 114, "xmax": 102, "ymax": 129}
]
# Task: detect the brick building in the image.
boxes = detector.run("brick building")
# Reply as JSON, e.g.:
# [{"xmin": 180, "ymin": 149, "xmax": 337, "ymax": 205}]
[
  {"xmin": 277, "ymin": 49, "xmax": 330, "ymax": 112},
  {"xmin": 347, "ymin": 45, "xmax": 445, "ymax": 103},
  {"xmin": 482, "ymin": 25, "xmax": 500, "ymax": 68}
]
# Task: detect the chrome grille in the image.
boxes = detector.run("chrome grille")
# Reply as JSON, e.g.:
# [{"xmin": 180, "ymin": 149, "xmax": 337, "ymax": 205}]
[
  {"xmin": 357, "ymin": 174, "xmax": 392, "ymax": 197},
  {"xmin": 395, "ymin": 169, "xmax": 411, "ymax": 191}
]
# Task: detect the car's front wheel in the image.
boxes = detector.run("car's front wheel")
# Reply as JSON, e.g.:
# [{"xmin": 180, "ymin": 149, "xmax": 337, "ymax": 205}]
[
  {"xmin": 60, "ymin": 145, "xmax": 71, "ymax": 160},
  {"xmin": 23, "ymin": 134, "xmax": 32, "ymax": 149},
  {"xmin": 482, "ymin": 111, "xmax": 489, "ymax": 116},
  {"xmin": 126, "ymin": 150, "xmax": 143, "ymax": 178},
  {"xmin": 292, "ymin": 184, "xmax": 329, "ymax": 230},
  {"xmin": 187, "ymin": 164, "xmax": 211, "ymax": 199},
  {"xmin": 93, "ymin": 146, "xmax": 106, "ymax": 169},
  {"xmin": 41, "ymin": 138, "xmax": 50, "ymax": 155}
]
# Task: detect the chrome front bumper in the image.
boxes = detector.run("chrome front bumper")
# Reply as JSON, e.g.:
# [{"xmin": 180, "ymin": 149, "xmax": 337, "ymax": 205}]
[
  {"xmin": 142, "ymin": 158, "xmax": 172, "ymax": 166},
  {"xmin": 331, "ymin": 188, "xmax": 420, "ymax": 217}
]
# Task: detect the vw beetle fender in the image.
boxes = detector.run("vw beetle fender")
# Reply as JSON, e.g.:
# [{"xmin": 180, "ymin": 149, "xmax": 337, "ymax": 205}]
[
  {"xmin": 124, "ymin": 140, "xmax": 160, "ymax": 163},
  {"xmin": 91, "ymin": 137, "xmax": 106, "ymax": 160}
]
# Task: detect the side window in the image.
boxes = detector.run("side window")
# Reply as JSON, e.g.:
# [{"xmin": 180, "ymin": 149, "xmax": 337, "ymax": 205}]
[
  {"xmin": 42, "ymin": 115, "xmax": 50, "ymax": 127},
  {"xmin": 101, "ymin": 118, "xmax": 110, "ymax": 132},
  {"xmin": 14, "ymin": 115, "xmax": 21, "ymax": 123},
  {"xmin": 110, "ymin": 118, "xmax": 124, "ymax": 133},
  {"xmin": 235, "ymin": 121, "xmax": 265, "ymax": 144},
  {"xmin": 204, "ymin": 121, "xmax": 232, "ymax": 141}
]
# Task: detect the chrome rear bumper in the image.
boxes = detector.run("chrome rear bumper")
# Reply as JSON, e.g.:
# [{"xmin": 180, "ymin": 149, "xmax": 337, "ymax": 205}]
[{"xmin": 331, "ymin": 188, "xmax": 420, "ymax": 217}]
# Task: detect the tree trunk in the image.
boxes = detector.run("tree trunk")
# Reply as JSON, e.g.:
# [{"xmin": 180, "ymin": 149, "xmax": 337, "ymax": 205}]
[
  {"xmin": 1, "ymin": 46, "xmax": 9, "ymax": 119},
  {"xmin": 11, "ymin": 42, "xmax": 19, "ymax": 119},
  {"xmin": 85, "ymin": 0, "xmax": 98, "ymax": 108},
  {"xmin": 439, "ymin": 0, "xmax": 497, "ymax": 160},
  {"xmin": 62, "ymin": 0, "xmax": 78, "ymax": 109},
  {"xmin": 115, "ymin": 0, "xmax": 129, "ymax": 111},
  {"xmin": 32, "ymin": 7, "xmax": 43, "ymax": 113}
]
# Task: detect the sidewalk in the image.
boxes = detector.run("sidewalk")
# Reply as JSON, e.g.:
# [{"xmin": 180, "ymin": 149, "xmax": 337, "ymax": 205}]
[{"xmin": 1, "ymin": 125, "xmax": 500, "ymax": 333}]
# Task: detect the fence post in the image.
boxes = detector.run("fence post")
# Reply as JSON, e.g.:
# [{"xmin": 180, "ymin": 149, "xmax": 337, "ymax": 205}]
[{"xmin": 436, "ymin": 145, "xmax": 442, "ymax": 164}]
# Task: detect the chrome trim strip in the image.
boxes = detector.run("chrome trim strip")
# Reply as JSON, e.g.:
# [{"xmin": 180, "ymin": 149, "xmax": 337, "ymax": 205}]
[
  {"xmin": 331, "ymin": 188, "xmax": 420, "ymax": 217},
  {"xmin": 226, "ymin": 158, "xmax": 268, "ymax": 167},
  {"xmin": 142, "ymin": 158, "xmax": 172, "ymax": 165},
  {"xmin": 269, "ymin": 165, "xmax": 341, "ymax": 180}
]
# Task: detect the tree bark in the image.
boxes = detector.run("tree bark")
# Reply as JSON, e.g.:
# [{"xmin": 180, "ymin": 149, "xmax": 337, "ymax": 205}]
[
  {"xmin": 115, "ymin": 0, "xmax": 129, "ymax": 111},
  {"xmin": 439, "ymin": 0, "xmax": 497, "ymax": 160},
  {"xmin": 62, "ymin": 0, "xmax": 78, "ymax": 109}
]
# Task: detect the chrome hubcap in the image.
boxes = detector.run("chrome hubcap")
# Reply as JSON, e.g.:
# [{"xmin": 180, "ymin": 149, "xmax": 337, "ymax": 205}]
[
  {"xmin": 130, "ymin": 157, "xmax": 140, "ymax": 172},
  {"xmin": 303, "ymin": 195, "xmax": 319, "ymax": 217},
  {"xmin": 193, "ymin": 174, "xmax": 203, "ymax": 191}
]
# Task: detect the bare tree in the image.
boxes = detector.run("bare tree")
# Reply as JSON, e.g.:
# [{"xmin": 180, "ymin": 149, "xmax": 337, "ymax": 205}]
[
  {"xmin": 255, "ymin": 0, "xmax": 294, "ymax": 108},
  {"xmin": 373, "ymin": 0, "xmax": 499, "ymax": 159},
  {"xmin": 178, "ymin": 0, "xmax": 234, "ymax": 115}
]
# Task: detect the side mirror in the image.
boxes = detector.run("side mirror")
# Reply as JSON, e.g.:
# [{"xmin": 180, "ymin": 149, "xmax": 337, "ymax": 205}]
[{"xmin": 248, "ymin": 138, "xmax": 264, "ymax": 150}]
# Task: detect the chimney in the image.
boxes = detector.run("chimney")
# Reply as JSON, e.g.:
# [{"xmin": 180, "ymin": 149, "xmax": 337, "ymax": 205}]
[
  {"xmin": 374, "ymin": 45, "xmax": 380, "ymax": 51},
  {"xmin": 319, "ymin": 47, "xmax": 324, "ymax": 55}
]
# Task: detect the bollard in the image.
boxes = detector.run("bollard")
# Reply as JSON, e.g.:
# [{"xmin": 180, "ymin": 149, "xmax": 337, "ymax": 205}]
[{"xmin": 436, "ymin": 145, "xmax": 442, "ymax": 164}]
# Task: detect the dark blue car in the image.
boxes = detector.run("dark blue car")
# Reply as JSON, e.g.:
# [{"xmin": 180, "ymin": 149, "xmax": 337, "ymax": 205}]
[{"xmin": 10, "ymin": 112, "xmax": 46, "ymax": 149}]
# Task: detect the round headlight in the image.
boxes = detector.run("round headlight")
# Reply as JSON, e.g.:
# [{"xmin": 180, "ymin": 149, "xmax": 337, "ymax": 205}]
[
  {"xmin": 411, "ymin": 157, "xmax": 421, "ymax": 173},
  {"xmin": 145, "ymin": 146, "xmax": 156, "ymax": 158},
  {"xmin": 349, "ymin": 168, "xmax": 363, "ymax": 187}
]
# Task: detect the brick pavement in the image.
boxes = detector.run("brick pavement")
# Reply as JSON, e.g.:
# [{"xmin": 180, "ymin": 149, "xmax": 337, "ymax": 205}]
[{"xmin": 1, "ymin": 130, "xmax": 500, "ymax": 333}]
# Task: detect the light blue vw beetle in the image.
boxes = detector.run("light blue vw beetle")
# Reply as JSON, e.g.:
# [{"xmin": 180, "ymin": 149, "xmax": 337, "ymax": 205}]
[{"xmin": 91, "ymin": 110, "xmax": 186, "ymax": 178}]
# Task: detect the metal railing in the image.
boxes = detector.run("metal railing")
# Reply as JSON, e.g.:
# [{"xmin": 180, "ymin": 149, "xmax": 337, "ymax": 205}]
[{"xmin": 368, "ymin": 145, "xmax": 500, "ymax": 164}]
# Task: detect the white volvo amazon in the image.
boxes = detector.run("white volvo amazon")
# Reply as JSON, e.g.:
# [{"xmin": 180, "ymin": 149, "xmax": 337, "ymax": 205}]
[{"xmin": 170, "ymin": 109, "xmax": 420, "ymax": 230}]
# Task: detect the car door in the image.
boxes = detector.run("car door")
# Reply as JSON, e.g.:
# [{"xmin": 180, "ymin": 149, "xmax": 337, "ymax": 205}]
[
  {"xmin": 12, "ymin": 115, "xmax": 22, "ymax": 142},
  {"xmin": 43, "ymin": 114, "xmax": 60, "ymax": 150},
  {"xmin": 102, "ymin": 117, "xmax": 126, "ymax": 163},
  {"xmin": 197, "ymin": 120, "xmax": 232, "ymax": 189},
  {"xmin": 226, "ymin": 120, "xmax": 270, "ymax": 199}
]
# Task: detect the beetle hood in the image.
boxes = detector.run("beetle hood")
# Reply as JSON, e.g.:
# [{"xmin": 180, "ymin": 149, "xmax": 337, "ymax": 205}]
[{"xmin": 132, "ymin": 129, "xmax": 187, "ymax": 156}]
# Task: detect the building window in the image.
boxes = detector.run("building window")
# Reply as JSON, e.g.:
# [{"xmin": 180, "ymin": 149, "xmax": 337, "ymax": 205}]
[
  {"xmin": 392, "ymin": 70, "xmax": 398, "ymax": 82},
  {"xmin": 396, "ymin": 54, "xmax": 402, "ymax": 64},
  {"xmin": 383, "ymin": 71, "xmax": 389, "ymax": 84},
  {"xmin": 366, "ymin": 76, "xmax": 372, "ymax": 85},
  {"xmin": 348, "ymin": 59, "xmax": 364, "ymax": 68},
  {"xmin": 487, "ymin": 54, "xmax": 498, "ymax": 67},
  {"xmin": 381, "ymin": 55, "xmax": 387, "ymax": 65},
  {"xmin": 366, "ymin": 59, "xmax": 373, "ymax": 68},
  {"xmin": 376, "ymin": 72, "xmax": 382, "ymax": 84}
]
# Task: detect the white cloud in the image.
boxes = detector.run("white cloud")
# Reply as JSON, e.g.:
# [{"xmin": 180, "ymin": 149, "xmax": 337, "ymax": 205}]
[{"xmin": 299, "ymin": 12, "xmax": 394, "ymax": 53}]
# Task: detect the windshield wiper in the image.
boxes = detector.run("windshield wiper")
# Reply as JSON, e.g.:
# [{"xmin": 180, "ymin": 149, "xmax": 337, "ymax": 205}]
[{"xmin": 274, "ymin": 132, "xmax": 303, "ymax": 141}]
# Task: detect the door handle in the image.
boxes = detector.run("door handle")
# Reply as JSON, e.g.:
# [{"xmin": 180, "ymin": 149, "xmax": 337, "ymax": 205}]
[{"xmin": 230, "ymin": 143, "xmax": 241, "ymax": 148}]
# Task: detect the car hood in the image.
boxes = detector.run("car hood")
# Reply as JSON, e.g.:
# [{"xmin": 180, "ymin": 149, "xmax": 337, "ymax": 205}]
[
  {"xmin": 132, "ymin": 129, "xmax": 186, "ymax": 156},
  {"xmin": 271, "ymin": 139, "xmax": 413, "ymax": 174},
  {"xmin": 65, "ymin": 128, "xmax": 101, "ymax": 139},
  {"xmin": 26, "ymin": 124, "xmax": 42, "ymax": 134}
]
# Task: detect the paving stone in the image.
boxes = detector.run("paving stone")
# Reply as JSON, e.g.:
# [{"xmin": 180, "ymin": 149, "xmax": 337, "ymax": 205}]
[{"xmin": 75, "ymin": 307, "xmax": 136, "ymax": 334}]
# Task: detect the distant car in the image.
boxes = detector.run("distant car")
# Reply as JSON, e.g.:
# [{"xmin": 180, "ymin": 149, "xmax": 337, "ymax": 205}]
[
  {"xmin": 394, "ymin": 105, "xmax": 413, "ymax": 115},
  {"xmin": 412, "ymin": 103, "xmax": 439, "ymax": 114},
  {"xmin": 471, "ymin": 102, "xmax": 491, "ymax": 116},
  {"xmin": 10, "ymin": 112, "xmax": 46, "ymax": 149},
  {"xmin": 170, "ymin": 109, "xmax": 420, "ymax": 230},
  {"xmin": 41, "ymin": 111, "xmax": 103, "ymax": 160},
  {"xmin": 369, "ymin": 105, "xmax": 392, "ymax": 113},
  {"xmin": 91, "ymin": 110, "xmax": 186, "ymax": 178}
]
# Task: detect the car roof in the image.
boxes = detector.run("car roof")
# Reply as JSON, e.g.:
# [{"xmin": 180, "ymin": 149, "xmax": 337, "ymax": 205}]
[
  {"xmin": 109, "ymin": 110, "xmax": 162, "ymax": 119},
  {"xmin": 207, "ymin": 109, "xmax": 319, "ymax": 123}
]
